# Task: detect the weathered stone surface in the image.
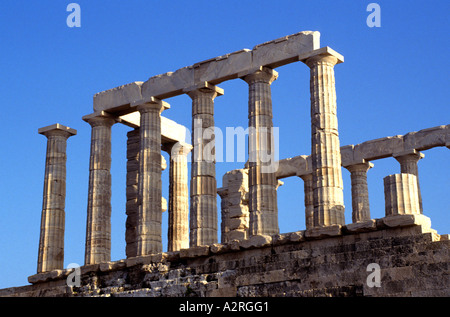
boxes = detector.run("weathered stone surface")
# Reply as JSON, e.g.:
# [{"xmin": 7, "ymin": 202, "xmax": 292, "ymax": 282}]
[{"xmin": 6, "ymin": 223, "xmax": 448, "ymax": 298}]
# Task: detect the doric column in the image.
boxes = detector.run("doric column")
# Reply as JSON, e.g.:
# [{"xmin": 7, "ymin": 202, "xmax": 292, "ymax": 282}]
[
  {"xmin": 185, "ymin": 82, "xmax": 223, "ymax": 247},
  {"xmin": 164, "ymin": 141, "xmax": 192, "ymax": 252},
  {"xmin": 384, "ymin": 173, "xmax": 420, "ymax": 216},
  {"xmin": 125, "ymin": 128, "xmax": 140, "ymax": 258},
  {"xmin": 37, "ymin": 124, "xmax": 76, "ymax": 273},
  {"xmin": 394, "ymin": 149, "xmax": 424, "ymax": 213},
  {"xmin": 344, "ymin": 161, "xmax": 373, "ymax": 223},
  {"xmin": 133, "ymin": 98, "xmax": 169, "ymax": 256},
  {"xmin": 298, "ymin": 173, "xmax": 314, "ymax": 230},
  {"xmin": 302, "ymin": 47, "xmax": 345, "ymax": 227},
  {"xmin": 83, "ymin": 112, "xmax": 117, "ymax": 265},
  {"xmin": 241, "ymin": 67, "xmax": 279, "ymax": 236}
]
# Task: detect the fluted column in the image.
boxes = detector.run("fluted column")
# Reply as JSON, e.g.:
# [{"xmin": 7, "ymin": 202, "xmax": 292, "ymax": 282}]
[
  {"xmin": 394, "ymin": 150, "xmax": 424, "ymax": 213},
  {"xmin": 344, "ymin": 161, "xmax": 373, "ymax": 223},
  {"xmin": 185, "ymin": 82, "xmax": 223, "ymax": 247},
  {"xmin": 303, "ymin": 48, "xmax": 345, "ymax": 227},
  {"xmin": 134, "ymin": 98, "xmax": 168, "ymax": 256},
  {"xmin": 83, "ymin": 112, "xmax": 117, "ymax": 265},
  {"xmin": 298, "ymin": 173, "xmax": 314, "ymax": 230},
  {"xmin": 384, "ymin": 173, "xmax": 420, "ymax": 216},
  {"xmin": 37, "ymin": 124, "xmax": 76, "ymax": 273},
  {"xmin": 165, "ymin": 141, "xmax": 192, "ymax": 252},
  {"xmin": 241, "ymin": 67, "xmax": 279, "ymax": 236}
]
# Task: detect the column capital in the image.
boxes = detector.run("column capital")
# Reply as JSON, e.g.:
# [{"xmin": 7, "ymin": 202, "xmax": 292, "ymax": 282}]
[
  {"xmin": 299, "ymin": 47, "xmax": 344, "ymax": 68},
  {"xmin": 393, "ymin": 149, "xmax": 425, "ymax": 162},
  {"xmin": 82, "ymin": 111, "xmax": 119, "ymax": 127},
  {"xmin": 131, "ymin": 97, "xmax": 170, "ymax": 114},
  {"xmin": 239, "ymin": 66, "xmax": 278, "ymax": 85},
  {"xmin": 343, "ymin": 160, "xmax": 374, "ymax": 173},
  {"xmin": 38, "ymin": 123, "xmax": 77, "ymax": 139},
  {"xmin": 162, "ymin": 141, "xmax": 193, "ymax": 157},
  {"xmin": 184, "ymin": 82, "xmax": 224, "ymax": 99}
]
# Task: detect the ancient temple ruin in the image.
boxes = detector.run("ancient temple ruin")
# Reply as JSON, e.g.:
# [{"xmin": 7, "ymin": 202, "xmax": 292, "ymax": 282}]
[{"xmin": 1, "ymin": 31, "xmax": 448, "ymax": 297}]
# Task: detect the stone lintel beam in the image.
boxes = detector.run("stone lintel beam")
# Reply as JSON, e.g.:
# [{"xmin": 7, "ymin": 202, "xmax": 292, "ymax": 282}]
[
  {"xmin": 93, "ymin": 31, "xmax": 319, "ymax": 113},
  {"xmin": 275, "ymin": 125, "xmax": 449, "ymax": 180}
]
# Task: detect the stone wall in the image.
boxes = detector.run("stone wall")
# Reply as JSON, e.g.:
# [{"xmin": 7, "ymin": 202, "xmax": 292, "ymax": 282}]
[{"xmin": 1, "ymin": 215, "xmax": 448, "ymax": 297}]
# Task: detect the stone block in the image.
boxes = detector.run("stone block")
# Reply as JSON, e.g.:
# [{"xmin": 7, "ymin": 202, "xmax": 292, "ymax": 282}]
[
  {"xmin": 403, "ymin": 125, "xmax": 447, "ymax": 151},
  {"xmin": 345, "ymin": 219, "xmax": 377, "ymax": 233},
  {"xmin": 253, "ymin": 31, "xmax": 320, "ymax": 69},
  {"xmin": 93, "ymin": 81, "xmax": 143, "ymax": 112},
  {"xmin": 381, "ymin": 214, "xmax": 431, "ymax": 229},
  {"xmin": 305, "ymin": 225, "xmax": 342, "ymax": 239},
  {"xmin": 194, "ymin": 49, "xmax": 252, "ymax": 84},
  {"xmin": 179, "ymin": 245, "xmax": 210, "ymax": 259},
  {"xmin": 141, "ymin": 66, "xmax": 195, "ymax": 100},
  {"xmin": 238, "ymin": 235, "xmax": 272, "ymax": 249},
  {"xmin": 353, "ymin": 135, "xmax": 404, "ymax": 161}
]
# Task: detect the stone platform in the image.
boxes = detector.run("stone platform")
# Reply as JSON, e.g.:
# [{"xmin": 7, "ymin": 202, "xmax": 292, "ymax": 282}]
[{"xmin": 1, "ymin": 214, "xmax": 448, "ymax": 297}]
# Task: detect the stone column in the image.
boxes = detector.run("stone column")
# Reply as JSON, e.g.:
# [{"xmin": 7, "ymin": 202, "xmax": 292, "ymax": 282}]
[
  {"xmin": 217, "ymin": 169, "xmax": 250, "ymax": 243},
  {"xmin": 125, "ymin": 128, "xmax": 140, "ymax": 258},
  {"xmin": 37, "ymin": 124, "xmax": 76, "ymax": 273},
  {"xmin": 185, "ymin": 82, "xmax": 223, "ymax": 247},
  {"xmin": 133, "ymin": 98, "xmax": 169, "ymax": 256},
  {"xmin": 298, "ymin": 173, "xmax": 314, "ymax": 230},
  {"xmin": 384, "ymin": 173, "xmax": 420, "ymax": 216},
  {"xmin": 164, "ymin": 141, "xmax": 192, "ymax": 252},
  {"xmin": 241, "ymin": 67, "xmax": 279, "ymax": 236},
  {"xmin": 83, "ymin": 112, "xmax": 117, "ymax": 265},
  {"xmin": 344, "ymin": 161, "xmax": 373, "ymax": 223},
  {"xmin": 302, "ymin": 48, "xmax": 345, "ymax": 227},
  {"xmin": 394, "ymin": 150, "xmax": 424, "ymax": 213}
]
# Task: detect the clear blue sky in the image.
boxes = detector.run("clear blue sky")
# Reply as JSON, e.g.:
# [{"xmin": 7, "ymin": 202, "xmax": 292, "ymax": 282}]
[{"xmin": 0, "ymin": 0, "xmax": 448, "ymax": 289}]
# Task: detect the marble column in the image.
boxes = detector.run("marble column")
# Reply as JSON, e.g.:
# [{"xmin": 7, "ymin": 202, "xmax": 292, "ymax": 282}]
[
  {"xmin": 83, "ymin": 112, "xmax": 117, "ymax": 265},
  {"xmin": 134, "ymin": 98, "xmax": 169, "ymax": 256},
  {"xmin": 37, "ymin": 124, "xmax": 76, "ymax": 273},
  {"xmin": 303, "ymin": 48, "xmax": 345, "ymax": 227},
  {"xmin": 185, "ymin": 82, "xmax": 223, "ymax": 247},
  {"xmin": 394, "ymin": 150, "xmax": 424, "ymax": 213},
  {"xmin": 344, "ymin": 161, "xmax": 373, "ymax": 223},
  {"xmin": 165, "ymin": 141, "xmax": 192, "ymax": 252},
  {"xmin": 298, "ymin": 173, "xmax": 314, "ymax": 230},
  {"xmin": 384, "ymin": 173, "xmax": 420, "ymax": 216},
  {"xmin": 241, "ymin": 67, "xmax": 279, "ymax": 236}
]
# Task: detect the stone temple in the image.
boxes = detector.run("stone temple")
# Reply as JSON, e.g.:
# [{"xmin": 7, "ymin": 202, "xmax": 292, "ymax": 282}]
[{"xmin": 1, "ymin": 31, "xmax": 448, "ymax": 297}]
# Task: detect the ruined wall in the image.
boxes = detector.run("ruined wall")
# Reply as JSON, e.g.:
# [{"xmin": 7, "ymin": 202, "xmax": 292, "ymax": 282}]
[{"xmin": 1, "ymin": 217, "xmax": 448, "ymax": 297}]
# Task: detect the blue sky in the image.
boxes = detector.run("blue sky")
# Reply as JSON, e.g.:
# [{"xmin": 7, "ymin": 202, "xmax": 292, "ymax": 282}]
[{"xmin": 0, "ymin": 0, "xmax": 448, "ymax": 289}]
